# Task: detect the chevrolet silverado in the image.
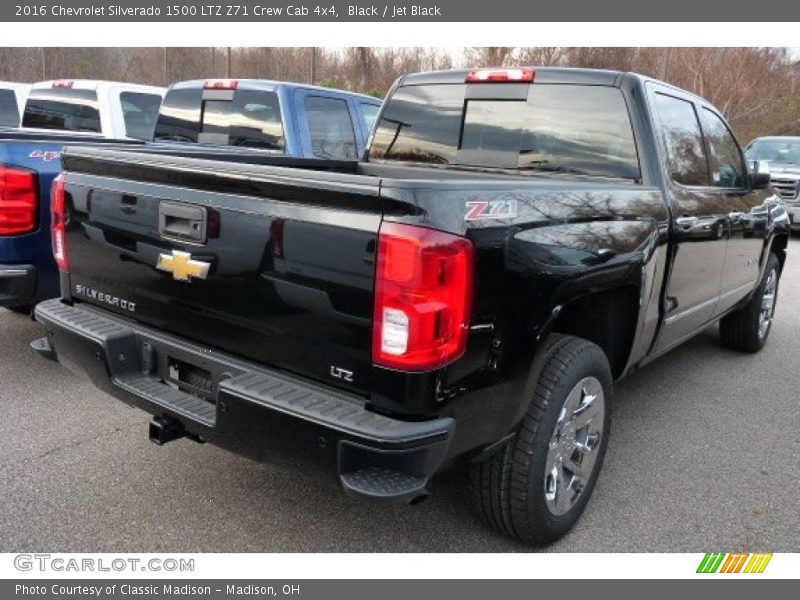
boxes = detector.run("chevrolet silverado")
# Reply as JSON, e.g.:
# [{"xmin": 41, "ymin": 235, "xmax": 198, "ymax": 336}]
[{"xmin": 33, "ymin": 67, "xmax": 789, "ymax": 544}]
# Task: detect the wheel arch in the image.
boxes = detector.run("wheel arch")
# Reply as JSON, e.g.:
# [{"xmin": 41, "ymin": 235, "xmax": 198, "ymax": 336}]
[
  {"xmin": 550, "ymin": 285, "xmax": 640, "ymax": 379},
  {"xmin": 769, "ymin": 232, "xmax": 788, "ymax": 273}
]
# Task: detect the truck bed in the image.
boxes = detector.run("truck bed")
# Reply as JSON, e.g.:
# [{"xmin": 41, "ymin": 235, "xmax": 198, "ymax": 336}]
[{"xmin": 58, "ymin": 144, "xmax": 663, "ymax": 403}]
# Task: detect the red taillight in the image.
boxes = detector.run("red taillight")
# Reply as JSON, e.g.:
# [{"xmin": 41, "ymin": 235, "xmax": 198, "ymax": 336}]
[
  {"xmin": 270, "ymin": 218, "xmax": 285, "ymax": 258},
  {"xmin": 51, "ymin": 173, "xmax": 69, "ymax": 271},
  {"xmin": 52, "ymin": 80, "xmax": 74, "ymax": 88},
  {"xmin": 0, "ymin": 165, "xmax": 38, "ymax": 236},
  {"xmin": 466, "ymin": 67, "xmax": 535, "ymax": 83},
  {"xmin": 373, "ymin": 223, "xmax": 474, "ymax": 371},
  {"xmin": 204, "ymin": 79, "xmax": 238, "ymax": 90}
]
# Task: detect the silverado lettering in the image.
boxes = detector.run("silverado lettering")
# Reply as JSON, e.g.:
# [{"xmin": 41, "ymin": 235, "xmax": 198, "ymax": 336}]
[
  {"xmin": 74, "ymin": 285, "xmax": 136, "ymax": 312},
  {"xmin": 34, "ymin": 67, "xmax": 789, "ymax": 545}
]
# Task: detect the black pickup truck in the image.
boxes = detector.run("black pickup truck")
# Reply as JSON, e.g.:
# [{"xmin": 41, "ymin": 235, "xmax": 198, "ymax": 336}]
[{"xmin": 33, "ymin": 67, "xmax": 789, "ymax": 545}]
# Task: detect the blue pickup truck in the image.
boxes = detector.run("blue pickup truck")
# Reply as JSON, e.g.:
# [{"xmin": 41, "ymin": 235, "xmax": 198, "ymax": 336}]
[{"xmin": 0, "ymin": 78, "xmax": 381, "ymax": 311}]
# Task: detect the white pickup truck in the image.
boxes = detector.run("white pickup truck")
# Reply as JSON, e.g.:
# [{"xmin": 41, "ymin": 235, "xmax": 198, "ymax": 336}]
[
  {"xmin": 20, "ymin": 79, "xmax": 165, "ymax": 140},
  {"xmin": 0, "ymin": 81, "xmax": 31, "ymax": 127}
]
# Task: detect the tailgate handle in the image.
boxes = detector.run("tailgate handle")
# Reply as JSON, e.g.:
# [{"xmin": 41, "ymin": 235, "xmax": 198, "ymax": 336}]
[{"xmin": 159, "ymin": 201, "xmax": 207, "ymax": 243}]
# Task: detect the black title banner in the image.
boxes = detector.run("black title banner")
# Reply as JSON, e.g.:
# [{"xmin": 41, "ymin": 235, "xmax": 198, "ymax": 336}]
[
  {"xmin": 4, "ymin": 580, "xmax": 797, "ymax": 600},
  {"xmin": 3, "ymin": 0, "xmax": 798, "ymax": 21}
]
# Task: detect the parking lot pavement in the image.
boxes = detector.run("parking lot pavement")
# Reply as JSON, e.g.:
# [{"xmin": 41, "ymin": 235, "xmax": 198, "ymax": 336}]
[{"xmin": 1, "ymin": 243, "xmax": 799, "ymax": 553}]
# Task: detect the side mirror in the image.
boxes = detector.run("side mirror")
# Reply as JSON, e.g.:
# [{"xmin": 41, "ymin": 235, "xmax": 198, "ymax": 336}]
[{"xmin": 749, "ymin": 160, "xmax": 771, "ymax": 190}]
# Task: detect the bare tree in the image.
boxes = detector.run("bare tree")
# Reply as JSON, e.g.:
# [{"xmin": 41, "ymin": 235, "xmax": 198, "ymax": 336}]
[{"xmin": 2, "ymin": 46, "xmax": 799, "ymax": 139}]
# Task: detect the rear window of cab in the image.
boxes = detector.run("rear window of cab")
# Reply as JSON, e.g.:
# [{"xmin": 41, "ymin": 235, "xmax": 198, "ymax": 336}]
[
  {"xmin": 369, "ymin": 83, "xmax": 640, "ymax": 181},
  {"xmin": 22, "ymin": 88, "xmax": 101, "ymax": 133}
]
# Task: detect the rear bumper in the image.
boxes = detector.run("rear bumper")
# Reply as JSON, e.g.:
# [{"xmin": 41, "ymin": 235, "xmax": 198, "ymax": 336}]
[
  {"xmin": 0, "ymin": 264, "xmax": 36, "ymax": 307},
  {"xmin": 34, "ymin": 298, "xmax": 454, "ymax": 503}
]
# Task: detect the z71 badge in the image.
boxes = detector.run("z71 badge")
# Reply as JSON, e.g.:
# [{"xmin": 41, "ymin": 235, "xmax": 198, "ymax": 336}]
[{"xmin": 465, "ymin": 199, "xmax": 518, "ymax": 221}]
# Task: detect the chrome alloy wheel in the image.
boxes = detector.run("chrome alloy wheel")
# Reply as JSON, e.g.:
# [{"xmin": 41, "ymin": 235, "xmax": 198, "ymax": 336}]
[
  {"xmin": 544, "ymin": 376, "xmax": 605, "ymax": 516},
  {"xmin": 759, "ymin": 268, "xmax": 777, "ymax": 340}
]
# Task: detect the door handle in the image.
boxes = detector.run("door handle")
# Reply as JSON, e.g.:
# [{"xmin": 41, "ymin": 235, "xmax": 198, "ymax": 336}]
[
  {"xmin": 675, "ymin": 216, "xmax": 697, "ymax": 230},
  {"xmin": 159, "ymin": 201, "xmax": 207, "ymax": 243}
]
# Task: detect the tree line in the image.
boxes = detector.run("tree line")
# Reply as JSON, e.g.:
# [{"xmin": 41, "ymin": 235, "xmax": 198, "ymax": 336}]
[{"xmin": 1, "ymin": 47, "xmax": 797, "ymax": 142}]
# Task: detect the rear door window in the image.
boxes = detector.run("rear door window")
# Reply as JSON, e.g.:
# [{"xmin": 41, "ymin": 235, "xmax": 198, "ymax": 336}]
[
  {"xmin": 22, "ymin": 88, "xmax": 101, "ymax": 133},
  {"xmin": 653, "ymin": 93, "xmax": 710, "ymax": 186},
  {"xmin": 0, "ymin": 89, "xmax": 20, "ymax": 127},
  {"xmin": 120, "ymin": 92, "xmax": 162, "ymax": 140},
  {"xmin": 304, "ymin": 96, "xmax": 358, "ymax": 159}
]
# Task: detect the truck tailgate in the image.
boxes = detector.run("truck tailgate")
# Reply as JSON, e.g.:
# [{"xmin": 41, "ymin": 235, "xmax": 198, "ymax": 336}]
[{"xmin": 60, "ymin": 148, "xmax": 384, "ymax": 396}]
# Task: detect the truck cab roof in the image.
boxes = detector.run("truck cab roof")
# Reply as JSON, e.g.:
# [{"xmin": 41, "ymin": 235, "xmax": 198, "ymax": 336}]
[
  {"xmin": 169, "ymin": 78, "xmax": 381, "ymax": 104},
  {"xmin": 397, "ymin": 66, "xmax": 701, "ymax": 101},
  {"xmin": 398, "ymin": 67, "xmax": 627, "ymax": 87},
  {"xmin": 0, "ymin": 81, "xmax": 32, "ymax": 93},
  {"xmin": 31, "ymin": 79, "xmax": 165, "ymax": 95},
  {"xmin": 748, "ymin": 135, "xmax": 800, "ymax": 143}
]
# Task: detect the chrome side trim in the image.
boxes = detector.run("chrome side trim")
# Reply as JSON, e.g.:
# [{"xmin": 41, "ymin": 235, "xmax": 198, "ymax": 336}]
[{"xmin": 663, "ymin": 295, "xmax": 718, "ymax": 325}]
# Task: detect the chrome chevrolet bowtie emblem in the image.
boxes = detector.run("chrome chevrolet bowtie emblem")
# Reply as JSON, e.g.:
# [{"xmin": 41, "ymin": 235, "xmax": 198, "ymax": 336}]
[{"xmin": 156, "ymin": 250, "xmax": 210, "ymax": 282}]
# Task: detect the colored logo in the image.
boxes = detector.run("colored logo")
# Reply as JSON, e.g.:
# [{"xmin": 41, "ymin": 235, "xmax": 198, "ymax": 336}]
[
  {"xmin": 697, "ymin": 552, "xmax": 773, "ymax": 574},
  {"xmin": 156, "ymin": 250, "xmax": 211, "ymax": 282},
  {"xmin": 465, "ymin": 199, "xmax": 518, "ymax": 221},
  {"xmin": 28, "ymin": 150, "xmax": 62, "ymax": 162}
]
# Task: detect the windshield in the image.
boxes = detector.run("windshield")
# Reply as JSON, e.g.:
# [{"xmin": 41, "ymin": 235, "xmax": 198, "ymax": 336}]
[
  {"xmin": 745, "ymin": 139, "xmax": 800, "ymax": 165},
  {"xmin": 22, "ymin": 88, "xmax": 101, "ymax": 133},
  {"xmin": 369, "ymin": 83, "xmax": 641, "ymax": 181}
]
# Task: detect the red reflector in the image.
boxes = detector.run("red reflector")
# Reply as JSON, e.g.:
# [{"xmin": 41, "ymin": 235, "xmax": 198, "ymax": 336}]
[
  {"xmin": 0, "ymin": 165, "xmax": 38, "ymax": 236},
  {"xmin": 51, "ymin": 173, "xmax": 69, "ymax": 271},
  {"xmin": 270, "ymin": 218, "xmax": 285, "ymax": 258},
  {"xmin": 204, "ymin": 79, "xmax": 238, "ymax": 90},
  {"xmin": 52, "ymin": 80, "xmax": 74, "ymax": 88},
  {"xmin": 466, "ymin": 67, "xmax": 535, "ymax": 83},
  {"xmin": 373, "ymin": 223, "xmax": 474, "ymax": 371}
]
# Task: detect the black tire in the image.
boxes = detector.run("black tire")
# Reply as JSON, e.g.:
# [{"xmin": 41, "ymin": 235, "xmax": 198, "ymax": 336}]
[
  {"xmin": 8, "ymin": 305, "xmax": 31, "ymax": 315},
  {"xmin": 720, "ymin": 253, "xmax": 780, "ymax": 353},
  {"xmin": 470, "ymin": 334, "xmax": 613, "ymax": 545}
]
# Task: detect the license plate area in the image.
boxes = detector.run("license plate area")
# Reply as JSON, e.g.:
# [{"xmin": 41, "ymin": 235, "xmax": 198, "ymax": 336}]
[
  {"xmin": 130, "ymin": 335, "xmax": 243, "ymax": 408},
  {"xmin": 166, "ymin": 357, "xmax": 215, "ymax": 401}
]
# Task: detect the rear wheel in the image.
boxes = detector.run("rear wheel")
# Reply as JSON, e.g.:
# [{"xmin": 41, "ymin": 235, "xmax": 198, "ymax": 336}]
[
  {"xmin": 720, "ymin": 253, "xmax": 780, "ymax": 353},
  {"xmin": 470, "ymin": 334, "xmax": 612, "ymax": 545}
]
